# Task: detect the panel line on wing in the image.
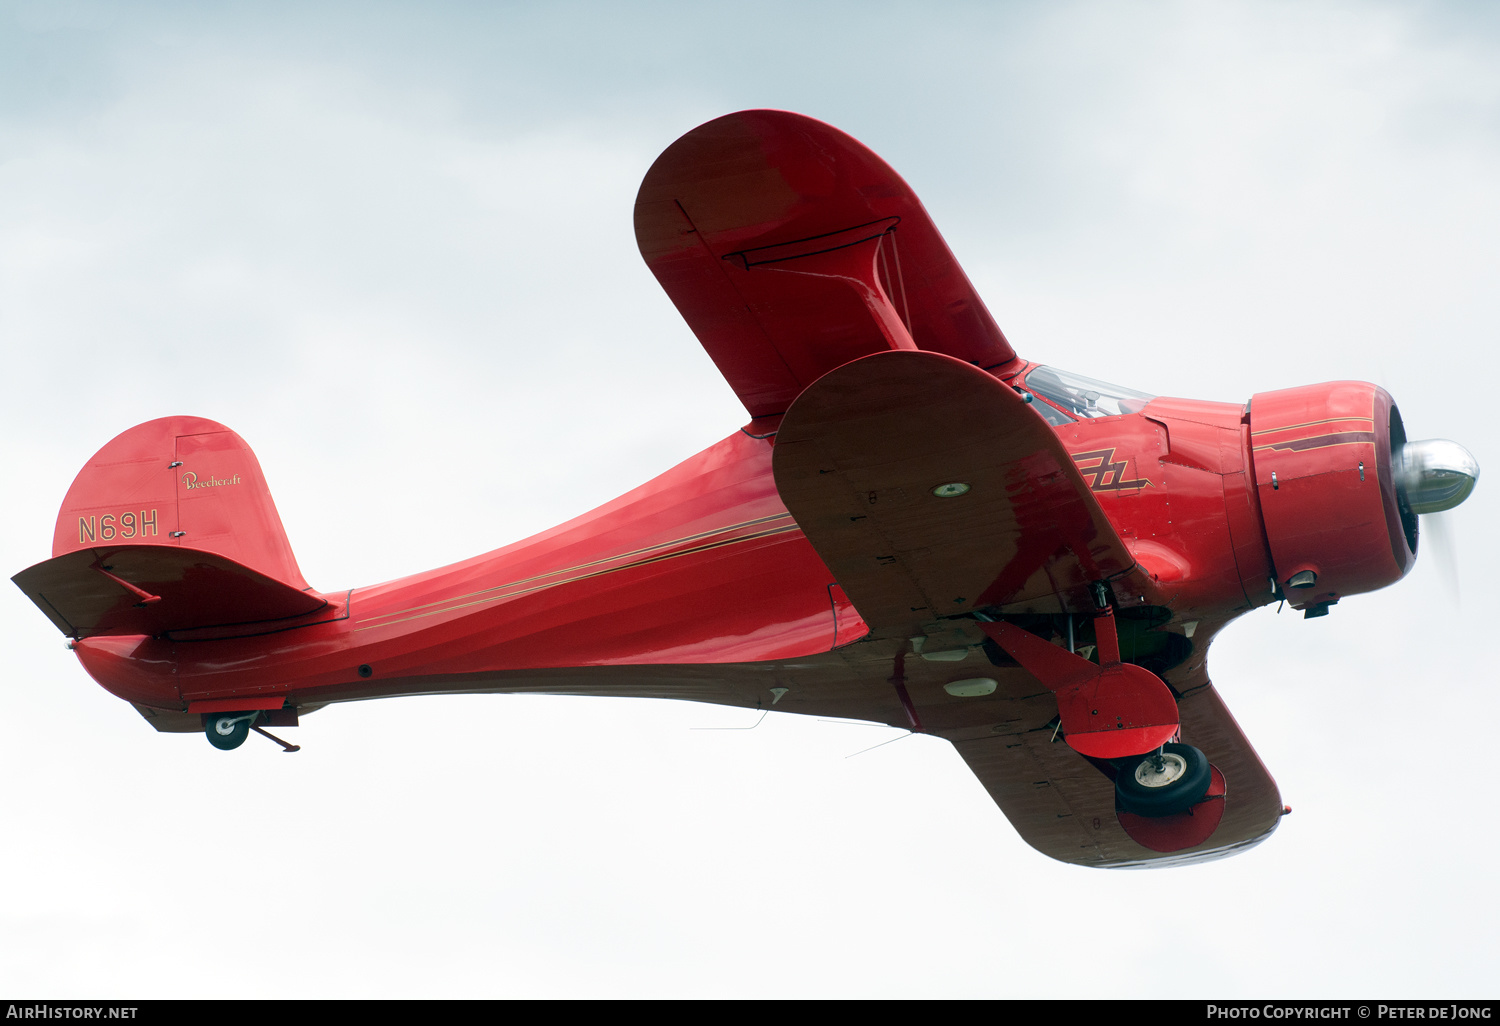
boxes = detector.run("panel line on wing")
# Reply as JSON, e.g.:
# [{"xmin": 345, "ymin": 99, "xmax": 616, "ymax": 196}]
[{"xmin": 725, "ymin": 217, "xmax": 900, "ymax": 268}]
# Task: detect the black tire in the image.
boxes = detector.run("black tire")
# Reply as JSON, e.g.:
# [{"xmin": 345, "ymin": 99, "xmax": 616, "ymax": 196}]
[
  {"xmin": 205, "ymin": 713, "xmax": 252, "ymax": 751},
  {"xmin": 1115, "ymin": 742, "xmax": 1211, "ymax": 817}
]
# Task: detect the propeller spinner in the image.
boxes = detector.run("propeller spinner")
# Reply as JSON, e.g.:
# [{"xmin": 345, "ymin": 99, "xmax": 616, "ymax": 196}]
[{"xmin": 1398, "ymin": 439, "xmax": 1480, "ymax": 515}]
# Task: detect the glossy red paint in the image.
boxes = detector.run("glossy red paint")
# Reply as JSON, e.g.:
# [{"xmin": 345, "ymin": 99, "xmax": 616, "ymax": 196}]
[
  {"xmin": 981, "ymin": 614, "xmax": 1180, "ymax": 759},
  {"xmin": 170, "ymin": 430, "xmax": 858, "ymax": 704},
  {"xmin": 1250, "ymin": 382, "xmax": 1414, "ymax": 610},
  {"xmin": 1117, "ymin": 766, "xmax": 1229, "ymax": 854},
  {"xmin": 52, "ymin": 415, "xmax": 310, "ymax": 590},
  {"xmin": 634, "ymin": 109, "xmax": 1017, "ymax": 426},
  {"xmin": 15, "ymin": 109, "xmax": 1467, "ymax": 868}
]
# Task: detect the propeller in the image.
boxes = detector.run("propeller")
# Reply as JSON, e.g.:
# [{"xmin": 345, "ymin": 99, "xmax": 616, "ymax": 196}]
[
  {"xmin": 1398, "ymin": 438, "xmax": 1480, "ymax": 604},
  {"xmin": 1425, "ymin": 508, "xmax": 1462, "ymax": 604}
]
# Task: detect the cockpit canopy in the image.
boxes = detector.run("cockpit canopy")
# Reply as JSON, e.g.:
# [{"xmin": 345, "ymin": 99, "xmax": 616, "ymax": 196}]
[{"xmin": 1024, "ymin": 366, "xmax": 1154, "ymax": 423}]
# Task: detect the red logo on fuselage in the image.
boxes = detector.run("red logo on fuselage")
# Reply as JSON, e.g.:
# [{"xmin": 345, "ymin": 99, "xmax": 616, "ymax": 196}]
[{"xmin": 1071, "ymin": 448, "xmax": 1150, "ymax": 492}]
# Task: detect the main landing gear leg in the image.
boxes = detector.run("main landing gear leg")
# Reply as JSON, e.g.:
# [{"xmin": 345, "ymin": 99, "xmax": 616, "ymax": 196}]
[
  {"xmin": 977, "ymin": 604, "xmax": 1180, "ymax": 760},
  {"xmin": 980, "ymin": 602, "xmax": 1226, "ymax": 841}
]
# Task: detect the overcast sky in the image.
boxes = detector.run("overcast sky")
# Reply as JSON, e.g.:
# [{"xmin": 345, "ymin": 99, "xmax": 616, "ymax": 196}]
[{"xmin": 2, "ymin": 0, "xmax": 1497, "ymax": 998}]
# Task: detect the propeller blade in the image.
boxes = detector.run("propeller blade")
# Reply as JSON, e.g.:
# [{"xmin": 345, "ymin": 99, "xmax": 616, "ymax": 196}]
[{"xmin": 1423, "ymin": 509, "xmax": 1461, "ymax": 606}]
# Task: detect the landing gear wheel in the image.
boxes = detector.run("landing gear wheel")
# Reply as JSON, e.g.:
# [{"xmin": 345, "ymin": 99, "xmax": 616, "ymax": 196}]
[
  {"xmin": 204, "ymin": 713, "xmax": 254, "ymax": 751},
  {"xmin": 1115, "ymin": 742, "xmax": 1211, "ymax": 817}
]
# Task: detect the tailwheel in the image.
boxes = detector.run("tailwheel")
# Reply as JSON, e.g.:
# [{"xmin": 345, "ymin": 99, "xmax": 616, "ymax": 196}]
[
  {"xmin": 1115, "ymin": 742, "xmax": 1211, "ymax": 817},
  {"xmin": 203, "ymin": 712, "xmax": 258, "ymax": 751}
]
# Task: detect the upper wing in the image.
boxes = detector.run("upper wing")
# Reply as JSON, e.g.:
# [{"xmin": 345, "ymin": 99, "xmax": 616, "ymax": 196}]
[
  {"xmin": 635, "ymin": 110, "xmax": 1017, "ymax": 425},
  {"xmin": 772, "ymin": 348, "xmax": 1136, "ymax": 638}
]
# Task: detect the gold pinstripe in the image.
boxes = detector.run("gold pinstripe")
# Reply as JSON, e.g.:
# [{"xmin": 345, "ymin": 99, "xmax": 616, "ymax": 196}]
[
  {"xmin": 355, "ymin": 511, "xmax": 793, "ymax": 625},
  {"xmin": 353, "ymin": 517, "xmax": 801, "ymax": 632},
  {"xmin": 1250, "ymin": 416, "xmax": 1374, "ymax": 437},
  {"xmin": 1251, "ymin": 438, "xmax": 1375, "ymax": 453}
]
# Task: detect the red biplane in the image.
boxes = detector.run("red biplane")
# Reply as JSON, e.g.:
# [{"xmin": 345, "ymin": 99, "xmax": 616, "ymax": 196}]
[{"xmin": 13, "ymin": 111, "xmax": 1480, "ymax": 866}]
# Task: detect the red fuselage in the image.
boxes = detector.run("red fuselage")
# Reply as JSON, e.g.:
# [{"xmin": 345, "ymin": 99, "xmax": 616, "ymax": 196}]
[{"xmin": 74, "ymin": 364, "xmax": 1307, "ymax": 722}]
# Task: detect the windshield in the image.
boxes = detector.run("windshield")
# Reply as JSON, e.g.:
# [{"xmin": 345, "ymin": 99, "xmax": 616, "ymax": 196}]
[{"xmin": 1024, "ymin": 365, "xmax": 1154, "ymax": 420}]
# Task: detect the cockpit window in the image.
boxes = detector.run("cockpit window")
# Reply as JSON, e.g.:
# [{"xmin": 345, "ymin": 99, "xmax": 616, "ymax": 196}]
[
  {"xmin": 1027, "ymin": 395, "xmax": 1075, "ymax": 426},
  {"xmin": 1024, "ymin": 365, "xmax": 1154, "ymax": 420}
]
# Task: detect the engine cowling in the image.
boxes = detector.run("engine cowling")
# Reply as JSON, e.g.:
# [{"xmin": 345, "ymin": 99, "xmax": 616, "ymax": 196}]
[{"xmin": 1248, "ymin": 382, "xmax": 1415, "ymax": 613}]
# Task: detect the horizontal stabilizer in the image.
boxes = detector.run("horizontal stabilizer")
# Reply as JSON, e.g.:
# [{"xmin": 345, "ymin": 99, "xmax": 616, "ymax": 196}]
[{"xmin": 13, "ymin": 545, "xmax": 326, "ymax": 639}]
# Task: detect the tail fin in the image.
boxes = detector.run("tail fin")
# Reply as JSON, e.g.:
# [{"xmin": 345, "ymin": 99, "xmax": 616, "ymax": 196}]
[
  {"xmin": 14, "ymin": 417, "xmax": 323, "ymax": 638},
  {"xmin": 52, "ymin": 416, "xmax": 309, "ymax": 586}
]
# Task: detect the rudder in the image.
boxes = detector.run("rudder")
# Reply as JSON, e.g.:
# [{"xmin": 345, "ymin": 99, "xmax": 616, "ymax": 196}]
[{"xmin": 53, "ymin": 415, "xmax": 310, "ymax": 591}]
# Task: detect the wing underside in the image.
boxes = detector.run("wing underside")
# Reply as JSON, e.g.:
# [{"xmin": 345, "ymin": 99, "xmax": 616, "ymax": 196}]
[{"xmin": 948, "ymin": 674, "xmax": 1283, "ymax": 867}]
